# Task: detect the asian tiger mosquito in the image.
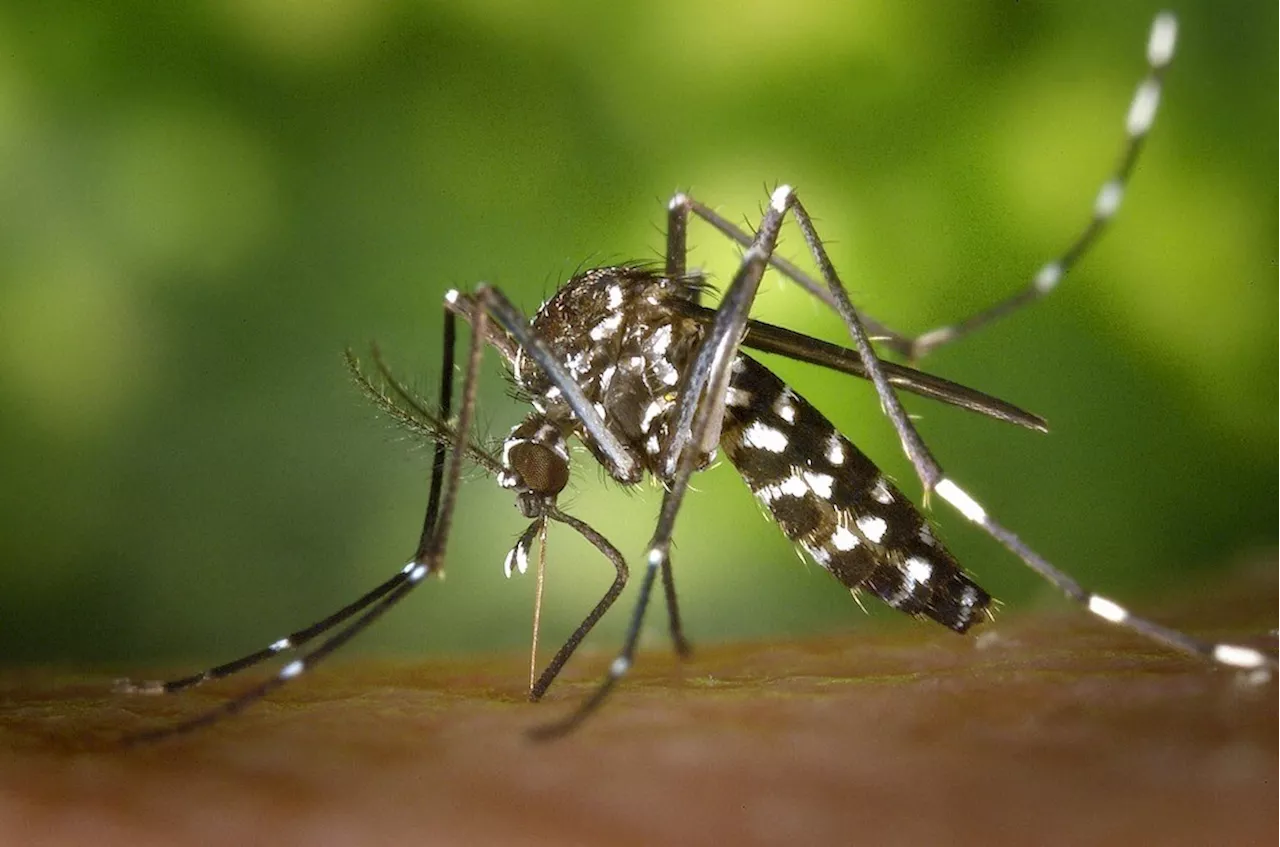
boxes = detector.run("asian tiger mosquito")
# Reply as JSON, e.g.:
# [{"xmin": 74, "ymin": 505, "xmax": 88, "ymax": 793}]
[{"xmin": 117, "ymin": 11, "xmax": 1275, "ymax": 744}]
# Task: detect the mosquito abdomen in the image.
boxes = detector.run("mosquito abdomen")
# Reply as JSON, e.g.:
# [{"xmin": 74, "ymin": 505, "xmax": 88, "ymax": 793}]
[{"xmin": 720, "ymin": 353, "xmax": 991, "ymax": 632}]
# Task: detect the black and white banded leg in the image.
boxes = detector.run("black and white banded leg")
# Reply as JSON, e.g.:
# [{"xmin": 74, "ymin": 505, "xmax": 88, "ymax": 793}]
[
  {"xmin": 117, "ymin": 297, "xmax": 491, "ymax": 743},
  {"xmin": 531, "ymin": 13, "xmax": 1273, "ymax": 737},
  {"xmin": 118, "ymin": 298, "xmax": 634, "ymax": 740},
  {"xmin": 775, "ymin": 17, "xmax": 1271, "ymax": 676},
  {"xmin": 529, "ymin": 185, "xmax": 835, "ymax": 739},
  {"xmin": 356, "ymin": 346, "xmax": 633, "ymax": 703},
  {"xmin": 698, "ymin": 19, "xmax": 1270, "ymax": 673},
  {"xmin": 116, "ymin": 10, "xmax": 1272, "ymax": 747},
  {"xmin": 929, "ymin": 478, "xmax": 1274, "ymax": 673},
  {"xmin": 679, "ymin": 12, "xmax": 1181, "ymax": 364}
]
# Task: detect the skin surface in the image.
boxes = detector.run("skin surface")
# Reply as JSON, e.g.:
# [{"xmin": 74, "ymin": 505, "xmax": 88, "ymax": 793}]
[{"xmin": 2, "ymin": 571, "xmax": 1275, "ymax": 847}]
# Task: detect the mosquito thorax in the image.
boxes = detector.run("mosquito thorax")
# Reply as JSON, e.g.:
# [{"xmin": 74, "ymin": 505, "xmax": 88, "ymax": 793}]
[{"xmin": 516, "ymin": 266, "xmax": 707, "ymax": 486}]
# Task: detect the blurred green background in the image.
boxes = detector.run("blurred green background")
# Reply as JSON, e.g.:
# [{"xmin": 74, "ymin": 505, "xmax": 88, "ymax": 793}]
[{"xmin": 1, "ymin": 1, "xmax": 1275, "ymax": 670}]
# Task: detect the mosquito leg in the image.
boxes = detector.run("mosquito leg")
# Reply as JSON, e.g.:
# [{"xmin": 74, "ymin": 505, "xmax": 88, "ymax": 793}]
[
  {"xmin": 683, "ymin": 196, "xmax": 909, "ymax": 353},
  {"xmin": 471, "ymin": 284, "xmax": 644, "ymax": 485},
  {"xmin": 356, "ymin": 329, "xmax": 643, "ymax": 699},
  {"xmin": 526, "ymin": 555, "xmax": 655, "ymax": 741},
  {"xmin": 122, "ymin": 296, "xmax": 488, "ymax": 743},
  {"xmin": 756, "ymin": 50, "xmax": 1270, "ymax": 677},
  {"xmin": 414, "ymin": 304, "xmax": 457, "ymax": 561},
  {"xmin": 117, "ymin": 308, "xmax": 466, "ymax": 698},
  {"xmin": 741, "ymin": 186, "xmax": 941, "ymax": 496},
  {"xmin": 684, "ymin": 16, "xmax": 1180, "ymax": 367},
  {"xmin": 666, "ymin": 191, "xmax": 689, "ymax": 281},
  {"xmin": 659, "ymin": 557, "xmax": 692, "ymax": 659},
  {"xmin": 528, "ymin": 508, "xmax": 629, "ymax": 702},
  {"xmin": 657, "ymin": 191, "xmax": 707, "ymax": 658},
  {"xmin": 530, "ymin": 186, "xmax": 794, "ymax": 738},
  {"xmin": 907, "ymin": 13, "xmax": 1179, "ymax": 361},
  {"xmin": 932, "ymin": 478, "xmax": 1277, "ymax": 674},
  {"xmin": 776, "ymin": 183, "xmax": 1274, "ymax": 673},
  {"xmin": 113, "ymin": 572, "xmax": 410, "ymax": 696}
]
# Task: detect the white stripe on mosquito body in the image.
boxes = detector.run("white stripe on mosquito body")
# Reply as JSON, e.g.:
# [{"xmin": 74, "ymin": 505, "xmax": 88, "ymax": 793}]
[
  {"xmin": 885, "ymin": 556, "xmax": 936, "ymax": 605},
  {"xmin": 1213, "ymin": 644, "xmax": 1269, "ymax": 670},
  {"xmin": 503, "ymin": 542, "xmax": 530, "ymax": 578},
  {"xmin": 1126, "ymin": 79, "xmax": 1162, "ymax": 137},
  {"xmin": 830, "ymin": 525, "xmax": 860, "ymax": 552},
  {"xmin": 1094, "ymin": 180, "xmax": 1124, "ymax": 219},
  {"xmin": 755, "ymin": 472, "xmax": 811, "ymax": 504},
  {"xmin": 914, "ymin": 326, "xmax": 958, "ymax": 352},
  {"xmin": 957, "ymin": 585, "xmax": 983, "ymax": 614},
  {"xmin": 641, "ymin": 398, "xmax": 667, "ymax": 433},
  {"xmin": 803, "ymin": 542, "xmax": 832, "ymax": 566},
  {"xmin": 772, "ymin": 390, "xmax": 798, "ymax": 423},
  {"xmin": 825, "ymin": 432, "xmax": 846, "ymax": 466},
  {"xmin": 855, "ymin": 515, "xmax": 888, "ymax": 544},
  {"xmin": 741, "ymin": 421, "xmax": 789, "ymax": 453},
  {"xmin": 269, "ymin": 638, "xmax": 292, "ymax": 653},
  {"xmin": 935, "ymin": 479, "xmax": 988, "ymax": 525},
  {"xmin": 501, "ymin": 436, "xmax": 528, "ymax": 468},
  {"xmin": 1087, "ymin": 594, "xmax": 1129, "ymax": 624},
  {"xmin": 1034, "ymin": 262, "xmax": 1063, "ymax": 294},
  {"xmin": 655, "ymin": 358, "xmax": 679, "ymax": 386},
  {"xmin": 801, "ymin": 470, "xmax": 835, "ymax": 500},
  {"xmin": 770, "ymin": 184, "xmax": 793, "ymax": 212},
  {"xmin": 649, "ymin": 324, "xmax": 673, "ymax": 356},
  {"xmin": 279, "ymin": 660, "xmax": 305, "ymax": 680},
  {"xmin": 1147, "ymin": 12, "xmax": 1178, "ymax": 67},
  {"xmin": 905, "ymin": 557, "xmax": 934, "ymax": 586},
  {"xmin": 589, "ymin": 312, "xmax": 622, "ymax": 341},
  {"xmin": 565, "ymin": 350, "xmax": 591, "ymax": 376}
]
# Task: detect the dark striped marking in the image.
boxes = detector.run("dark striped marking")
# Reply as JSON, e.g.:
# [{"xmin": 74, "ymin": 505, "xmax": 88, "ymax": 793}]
[{"xmin": 720, "ymin": 353, "xmax": 991, "ymax": 632}]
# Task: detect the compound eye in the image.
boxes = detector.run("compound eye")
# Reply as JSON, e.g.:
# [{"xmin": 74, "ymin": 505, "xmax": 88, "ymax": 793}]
[{"xmin": 508, "ymin": 441, "xmax": 569, "ymax": 497}]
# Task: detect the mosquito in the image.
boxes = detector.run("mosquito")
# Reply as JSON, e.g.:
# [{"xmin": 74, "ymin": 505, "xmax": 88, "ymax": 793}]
[{"xmin": 117, "ymin": 11, "xmax": 1275, "ymax": 743}]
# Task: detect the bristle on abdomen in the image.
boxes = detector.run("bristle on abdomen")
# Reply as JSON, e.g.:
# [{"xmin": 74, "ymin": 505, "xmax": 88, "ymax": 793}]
[{"xmin": 720, "ymin": 353, "xmax": 991, "ymax": 632}]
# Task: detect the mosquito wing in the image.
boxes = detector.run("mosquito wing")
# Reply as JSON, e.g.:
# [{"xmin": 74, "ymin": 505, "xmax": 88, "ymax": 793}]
[{"xmin": 671, "ymin": 300, "xmax": 1047, "ymax": 433}]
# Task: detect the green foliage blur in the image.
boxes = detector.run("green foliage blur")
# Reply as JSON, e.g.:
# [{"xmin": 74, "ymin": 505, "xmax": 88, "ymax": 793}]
[{"xmin": 1, "ymin": 1, "xmax": 1275, "ymax": 668}]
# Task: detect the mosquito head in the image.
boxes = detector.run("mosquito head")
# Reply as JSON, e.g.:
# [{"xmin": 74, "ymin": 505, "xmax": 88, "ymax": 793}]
[{"xmin": 498, "ymin": 413, "xmax": 572, "ymax": 513}]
